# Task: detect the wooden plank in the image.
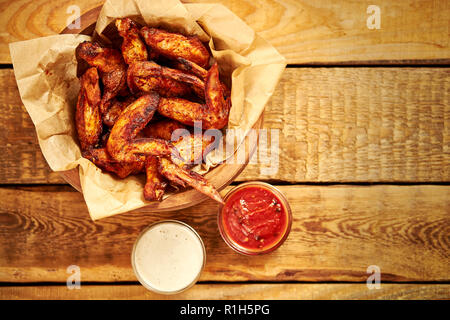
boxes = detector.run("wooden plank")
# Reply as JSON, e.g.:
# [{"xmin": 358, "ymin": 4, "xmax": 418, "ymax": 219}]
[
  {"xmin": 240, "ymin": 67, "xmax": 450, "ymax": 182},
  {"xmin": 187, "ymin": 0, "xmax": 450, "ymax": 64},
  {"xmin": 0, "ymin": 0, "xmax": 103, "ymax": 64},
  {"xmin": 0, "ymin": 74, "xmax": 63, "ymax": 184},
  {"xmin": 0, "ymin": 185, "xmax": 448, "ymax": 283},
  {"xmin": 0, "ymin": 284, "xmax": 448, "ymax": 300},
  {"xmin": 1, "ymin": 67, "xmax": 449, "ymax": 184},
  {"xmin": 1, "ymin": 0, "xmax": 449, "ymax": 64}
]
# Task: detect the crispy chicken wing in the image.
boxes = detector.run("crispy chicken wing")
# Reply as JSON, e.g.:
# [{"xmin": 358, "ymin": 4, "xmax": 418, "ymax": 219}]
[
  {"xmin": 107, "ymin": 93, "xmax": 177, "ymax": 163},
  {"xmin": 99, "ymin": 130, "xmax": 110, "ymax": 148},
  {"xmin": 173, "ymin": 132, "xmax": 216, "ymax": 166},
  {"xmin": 173, "ymin": 57, "xmax": 207, "ymax": 80},
  {"xmin": 204, "ymin": 63, "xmax": 232, "ymax": 128},
  {"xmin": 115, "ymin": 18, "xmax": 148, "ymax": 65},
  {"xmin": 173, "ymin": 59, "xmax": 231, "ymax": 99},
  {"xmin": 140, "ymin": 27, "xmax": 210, "ymax": 68},
  {"xmin": 157, "ymin": 63, "xmax": 231, "ymax": 130},
  {"xmin": 127, "ymin": 61, "xmax": 205, "ymax": 97},
  {"xmin": 143, "ymin": 119, "xmax": 216, "ymax": 167},
  {"xmin": 83, "ymin": 147, "xmax": 144, "ymax": 178},
  {"xmin": 102, "ymin": 96, "xmax": 135, "ymax": 127},
  {"xmin": 144, "ymin": 156, "xmax": 167, "ymax": 201},
  {"xmin": 75, "ymin": 19, "xmax": 227, "ymax": 204},
  {"xmin": 76, "ymin": 41, "xmax": 127, "ymax": 114},
  {"xmin": 157, "ymin": 97, "xmax": 205, "ymax": 127},
  {"xmin": 172, "ymin": 59, "xmax": 230, "ymax": 98},
  {"xmin": 75, "ymin": 67, "xmax": 102, "ymax": 151},
  {"xmin": 158, "ymin": 157, "xmax": 223, "ymax": 204},
  {"xmin": 142, "ymin": 118, "xmax": 187, "ymax": 141}
]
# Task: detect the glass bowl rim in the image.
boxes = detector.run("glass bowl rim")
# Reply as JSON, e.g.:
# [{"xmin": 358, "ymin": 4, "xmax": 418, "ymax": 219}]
[
  {"xmin": 131, "ymin": 219, "xmax": 206, "ymax": 295},
  {"xmin": 217, "ymin": 181, "xmax": 292, "ymax": 256}
]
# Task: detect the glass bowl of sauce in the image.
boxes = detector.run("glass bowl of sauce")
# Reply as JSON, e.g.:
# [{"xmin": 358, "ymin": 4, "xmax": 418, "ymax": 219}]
[
  {"xmin": 131, "ymin": 220, "xmax": 206, "ymax": 294},
  {"xmin": 218, "ymin": 182, "xmax": 292, "ymax": 255}
]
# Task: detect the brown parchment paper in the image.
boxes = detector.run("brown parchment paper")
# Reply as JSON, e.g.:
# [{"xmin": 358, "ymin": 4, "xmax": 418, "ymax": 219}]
[{"xmin": 9, "ymin": 0, "xmax": 286, "ymax": 220}]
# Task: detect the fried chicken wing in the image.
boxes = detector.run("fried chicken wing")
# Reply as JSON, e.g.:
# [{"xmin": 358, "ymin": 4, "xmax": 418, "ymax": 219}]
[
  {"xmin": 144, "ymin": 156, "xmax": 167, "ymax": 201},
  {"xmin": 157, "ymin": 97, "xmax": 204, "ymax": 127},
  {"xmin": 102, "ymin": 96, "xmax": 135, "ymax": 127},
  {"xmin": 156, "ymin": 63, "xmax": 231, "ymax": 130},
  {"xmin": 173, "ymin": 59, "xmax": 231, "ymax": 98},
  {"xmin": 143, "ymin": 119, "xmax": 216, "ymax": 166},
  {"xmin": 127, "ymin": 61, "xmax": 205, "ymax": 97},
  {"xmin": 115, "ymin": 18, "xmax": 148, "ymax": 65},
  {"xmin": 173, "ymin": 132, "xmax": 216, "ymax": 166},
  {"xmin": 83, "ymin": 148, "xmax": 144, "ymax": 178},
  {"xmin": 158, "ymin": 157, "xmax": 223, "ymax": 204},
  {"xmin": 75, "ymin": 67, "xmax": 102, "ymax": 151},
  {"xmin": 76, "ymin": 41, "xmax": 127, "ymax": 114},
  {"xmin": 204, "ymin": 62, "xmax": 232, "ymax": 128},
  {"xmin": 172, "ymin": 59, "xmax": 230, "ymax": 98},
  {"xmin": 142, "ymin": 118, "xmax": 187, "ymax": 141},
  {"xmin": 99, "ymin": 130, "xmax": 110, "ymax": 148},
  {"xmin": 140, "ymin": 27, "xmax": 210, "ymax": 68},
  {"xmin": 74, "ymin": 19, "xmax": 227, "ymax": 204},
  {"xmin": 173, "ymin": 57, "xmax": 207, "ymax": 80},
  {"xmin": 107, "ymin": 93, "xmax": 177, "ymax": 163}
]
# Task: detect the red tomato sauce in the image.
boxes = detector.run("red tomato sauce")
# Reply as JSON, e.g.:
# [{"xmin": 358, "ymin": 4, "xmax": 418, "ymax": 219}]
[{"xmin": 221, "ymin": 186, "xmax": 287, "ymax": 250}]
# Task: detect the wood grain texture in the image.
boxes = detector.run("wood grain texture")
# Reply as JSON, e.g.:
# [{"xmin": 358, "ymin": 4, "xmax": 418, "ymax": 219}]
[
  {"xmin": 0, "ymin": 0, "xmax": 104, "ymax": 64},
  {"xmin": 1, "ymin": 68, "xmax": 449, "ymax": 184},
  {"xmin": 0, "ymin": 284, "xmax": 449, "ymax": 300},
  {"xmin": 0, "ymin": 185, "xmax": 448, "ymax": 283},
  {"xmin": 240, "ymin": 67, "xmax": 450, "ymax": 182},
  {"xmin": 187, "ymin": 0, "xmax": 450, "ymax": 64},
  {"xmin": 0, "ymin": 80, "xmax": 63, "ymax": 184},
  {"xmin": 1, "ymin": 0, "xmax": 449, "ymax": 64}
]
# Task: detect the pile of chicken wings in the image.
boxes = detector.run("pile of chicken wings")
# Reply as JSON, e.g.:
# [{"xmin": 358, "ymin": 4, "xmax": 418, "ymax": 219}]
[{"xmin": 75, "ymin": 18, "xmax": 232, "ymax": 204}]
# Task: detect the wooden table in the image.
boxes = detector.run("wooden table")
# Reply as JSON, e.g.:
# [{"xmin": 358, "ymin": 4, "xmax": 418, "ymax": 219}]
[{"xmin": 0, "ymin": 0, "xmax": 449, "ymax": 300}]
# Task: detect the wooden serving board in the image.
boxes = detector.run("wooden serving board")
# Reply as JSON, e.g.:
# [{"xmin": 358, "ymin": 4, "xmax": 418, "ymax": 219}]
[{"xmin": 59, "ymin": 7, "xmax": 264, "ymax": 211}]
